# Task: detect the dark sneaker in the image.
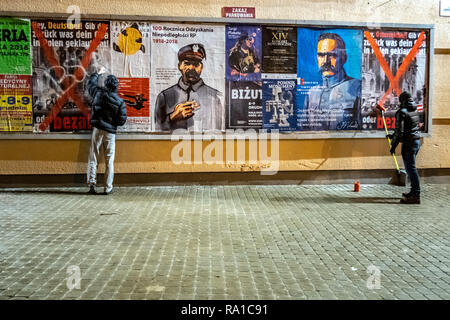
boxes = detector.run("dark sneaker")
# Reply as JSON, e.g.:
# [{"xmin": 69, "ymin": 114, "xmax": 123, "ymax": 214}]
[
  {"xmin": 402, "ymin": 192, "xmax": 412, "ymax": 197},
  {"xmin": 87, "ymin": 185, "xmax": 97, "ymax": 194},
  {"xmin": 400, "ymin": 196, "xmax": 420, "ymax": 204}
]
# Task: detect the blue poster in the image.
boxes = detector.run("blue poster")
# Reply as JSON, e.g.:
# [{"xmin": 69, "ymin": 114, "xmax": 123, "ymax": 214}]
[
  {"xmin": 262, "ymin": 79, "xmax": 297, "ymax": 131},
  {"xmin": 226, "ymin": 25, "xmax": 262, "ymax": 82},
  {"xmin": 297, "ymin": 28, "xmax": 363, "ymax": 131}
]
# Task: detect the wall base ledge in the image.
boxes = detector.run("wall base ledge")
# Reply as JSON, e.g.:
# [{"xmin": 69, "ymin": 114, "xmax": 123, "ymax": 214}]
[{"xmin": 1, "ymin": 169, "xmax": 449, "ymax": 187}]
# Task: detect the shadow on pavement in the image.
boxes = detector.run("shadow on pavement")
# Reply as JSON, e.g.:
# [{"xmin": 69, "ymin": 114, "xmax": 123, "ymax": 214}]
[
  {"xmin": 268, "ymin": 195, "xmax": 400, "ymax": 204},
  {"xmin": 0, "ymin": 189, "xmax": 89, "ymax": 195},
  {"xmin": 336, "ymin": 196, "xmax": 400, "ymax": 204}
]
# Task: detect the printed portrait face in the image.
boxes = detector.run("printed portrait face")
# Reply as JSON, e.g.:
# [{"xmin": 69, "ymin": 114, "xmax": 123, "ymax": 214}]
[
  {"xmin": 247, "ymin": 33, "xmax": 257, "ymax": 47},
  {"xmin": 178, "ymin": 59, "xmax": 203, "ymax": 84},
  {"xmin": 317, "ymin": 38, "xmax": 346, "ymax": 77},
  {"xmin": 244, "ymin": 37, "xmax": 252, "ymax": 49}
]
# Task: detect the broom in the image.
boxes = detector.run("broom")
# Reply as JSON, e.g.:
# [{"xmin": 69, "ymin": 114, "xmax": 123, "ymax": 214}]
[{"xmin": 376, "ymin": 104, "xmax": 407, "ymax": 186}]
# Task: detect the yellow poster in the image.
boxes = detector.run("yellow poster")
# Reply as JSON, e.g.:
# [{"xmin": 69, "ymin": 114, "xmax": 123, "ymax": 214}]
[{"xmin": 0, "ymin": 75, "xmax": 32, "ymax": 131}]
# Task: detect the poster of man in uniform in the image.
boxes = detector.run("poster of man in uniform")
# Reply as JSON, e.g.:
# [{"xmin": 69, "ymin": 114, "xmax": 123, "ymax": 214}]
[
  {"xmin": 0, "ymin": 18, "xmax": 32, "ymax": 131},
  {"xmin": 111, "ymin": 21, "xmax": 151, "ymax": 132},
  {"xmin": 226, "ymin": 25, "xmax": 262, "ymax": 129},
  {"xmin": 151, "ymin": 23, "xmax": 225, "ymax": 132},
  {"xmin": 361, "ymin": 29, "xmax": 427, "ymax": 131},
  {"xmin": 297, "ymin": 28, "xmax": 363, "ymax": 131},
  {"xmin": 31, "ymin": 19, "xmax": 110, "ymax": 132}
]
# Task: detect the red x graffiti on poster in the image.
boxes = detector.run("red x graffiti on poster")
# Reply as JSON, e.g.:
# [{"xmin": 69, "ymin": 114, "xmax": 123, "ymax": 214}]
[
  {"xmin": 31, "ymin": 22, "xmax": 109, "ymax": 132},
  {"xmin": 364, "ymin": 30, "xmax": 426, "ymax": 107}
]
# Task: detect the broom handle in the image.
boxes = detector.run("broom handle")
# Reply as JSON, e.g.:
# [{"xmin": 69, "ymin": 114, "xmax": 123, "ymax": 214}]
[{"xmin": 381, "ymin": 112, "xmax": 401, "ymax": 171}]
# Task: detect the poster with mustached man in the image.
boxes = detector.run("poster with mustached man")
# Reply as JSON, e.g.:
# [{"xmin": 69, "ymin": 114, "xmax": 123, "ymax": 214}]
[
  {"xmin": 296, "ymin": 28, "xmax": 362, "ymax": 131},
  {"xmin": 31, "ymin": 19, "xmax": 110, "ymax": 132},
  {"xmin": 150, "ymin": 23, "xmax": 225, "ymax": 132},
  {"xmin": 111, "ymin": 21, "xmax": 151, "ymax": 132}
]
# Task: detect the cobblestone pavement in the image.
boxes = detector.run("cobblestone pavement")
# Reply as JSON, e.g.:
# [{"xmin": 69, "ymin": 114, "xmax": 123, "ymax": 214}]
[{"xmin": 0, "ymin": 184, "xmax": 449, "ymax": 300}]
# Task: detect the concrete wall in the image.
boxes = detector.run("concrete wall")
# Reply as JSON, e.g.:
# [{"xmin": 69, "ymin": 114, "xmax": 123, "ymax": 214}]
[{"xmin": 1, "ymin": 0, "xmax": 449, "ymax": 176}]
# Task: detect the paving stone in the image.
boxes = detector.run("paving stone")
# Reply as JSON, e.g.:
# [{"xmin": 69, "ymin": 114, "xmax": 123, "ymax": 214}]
[{"xmin": 0, "ymin": 184, "xmax": 449, "ymax": 300}]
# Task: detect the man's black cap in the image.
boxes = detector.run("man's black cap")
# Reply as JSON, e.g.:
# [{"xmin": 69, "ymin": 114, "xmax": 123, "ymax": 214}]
[{"xmin": 178, "ymin": 43, "xmax": 206, "ymax": 62}]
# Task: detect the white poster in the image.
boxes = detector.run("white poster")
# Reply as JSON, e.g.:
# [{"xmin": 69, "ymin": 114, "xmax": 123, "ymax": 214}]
[
  {"xmin": 111, "ymin": 21, "xmax": 151, "ymax": 132},
  {"xmin": 111, "ymin": 21, "xmax": 151, "ymax": 78},
  {"xmin": 150, "ymin": 23, "xmax": 225, "ymax": 132},
  {"xmin": 441, "ymin": 0, "xmax": 450, "ymax": 17}
]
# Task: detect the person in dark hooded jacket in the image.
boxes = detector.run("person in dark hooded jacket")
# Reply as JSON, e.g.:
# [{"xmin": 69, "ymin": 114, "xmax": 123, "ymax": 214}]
[
  {"xmin": 86, "ymin": 70, "xmax": 127, "ymax": 195},
  {"xmin": 387, "ymin": 91, "xmax": 421, "ymax": 204}
]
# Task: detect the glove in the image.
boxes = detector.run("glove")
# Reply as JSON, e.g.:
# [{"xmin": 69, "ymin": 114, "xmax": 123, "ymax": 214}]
[
  {"xmin": 98, "ymin": 67, "xmax": 107, "ymax": 75},
  {"xmin": 389, "ymin": 146, "xmax": 396, "ymax": 154},
  {"xmin": 386, "ymin": 134, "xmax": 393, "ymax": 140}
]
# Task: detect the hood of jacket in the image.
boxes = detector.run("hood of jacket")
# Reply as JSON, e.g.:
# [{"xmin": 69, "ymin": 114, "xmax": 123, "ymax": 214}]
[{"xmin": 399, "ymin": 91, "xmax": 417, "ymax": 112}]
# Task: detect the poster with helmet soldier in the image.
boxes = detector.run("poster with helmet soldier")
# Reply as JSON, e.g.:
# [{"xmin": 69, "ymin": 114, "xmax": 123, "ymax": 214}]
[
  {"xmin": 111, "ymin": 21, "xmax": 151, "ymax": 132},
  {"xmin": 150, "ymin": 23, "xmax": 225, "ymax": 132}
]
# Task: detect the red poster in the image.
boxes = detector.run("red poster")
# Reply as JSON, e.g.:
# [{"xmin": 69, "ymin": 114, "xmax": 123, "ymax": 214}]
[{"xmin": 117, "ymin": 77, "xmax": 150, "ymax": 132}]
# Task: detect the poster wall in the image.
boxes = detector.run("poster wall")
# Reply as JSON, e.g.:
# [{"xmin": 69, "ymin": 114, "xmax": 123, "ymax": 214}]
[
  {"xmin": 297, "ymin": 28, "xmax": 363, "ymax": 131},
  {"xmin": 0, "ymin": 18, "xmax": 32, "ymax": 75},
  {"xmin": 0, "ymin": 16, "xmax": 431, "ymax": 135},
  {"xmin": 225, "ymin": 25, "xmax": 262, "ymax": 129},
  {"xmin": 111, "ymin": 21, "xmax": 151, "ymax": 132},
  {"xmin": 31, "ymin": 19, "xmax": 110, "ymax": 132},
  {"xmin": 150, "ymin": 23, "xmax": 225, "ymax": 132},
  {"xmin": 361, "ymin": 29, "xmax": 427, "ymax": 131}
]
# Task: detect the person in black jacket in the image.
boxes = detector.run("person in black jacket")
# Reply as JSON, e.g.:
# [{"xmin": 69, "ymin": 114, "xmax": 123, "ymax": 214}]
[
  {"xmin": 387, "ymin": 91, "xmax": 421, "ymax": 204},
  {"xmin": 86, "ymin": 69, "xmax": 127, "ymax": 195}
]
